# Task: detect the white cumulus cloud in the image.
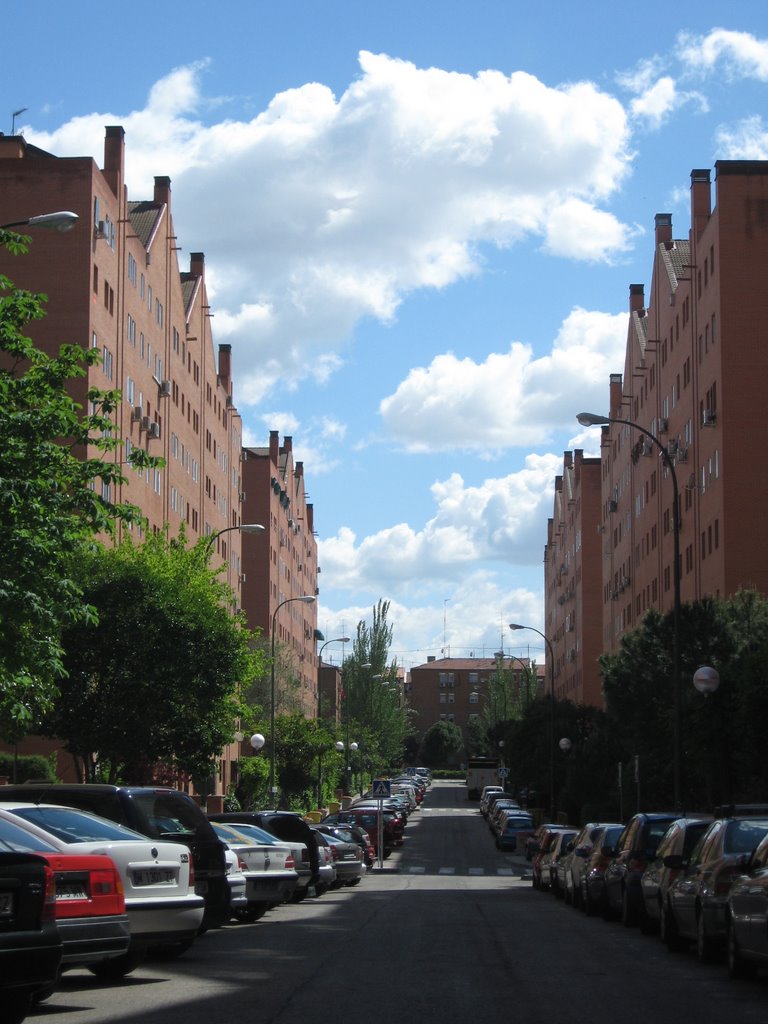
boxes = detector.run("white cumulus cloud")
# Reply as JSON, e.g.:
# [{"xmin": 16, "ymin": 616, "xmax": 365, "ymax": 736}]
[
  {"xmin": 24, "ymin": 55, "xmax": 633, "ymax": 405},
  {"xmin": 379, "ymin": 307, "xmax": 628, "ymax": 452}
]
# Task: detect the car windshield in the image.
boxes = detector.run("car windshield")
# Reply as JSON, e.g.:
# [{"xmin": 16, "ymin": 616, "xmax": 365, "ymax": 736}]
[
  {"xmin": 221, "ymin": 823, "xmax": 282, "ymax": 845},
  {"xmin": 724, "ymin": 819, "xmax": 768, "ymax": 854},
  {"xmin": 130, "ymin": 792, "xmax": 210, "ymax": 838},
  {"xmin": 6, "ymin": 805, "xmax": 149, "ymax": 843},
  {"xmin": 0, "ymin": 817, "xmax": 58, "ymax": 853}
]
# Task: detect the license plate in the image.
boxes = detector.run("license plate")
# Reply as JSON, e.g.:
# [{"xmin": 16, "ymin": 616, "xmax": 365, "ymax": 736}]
[
  {"xmin": 133, "ymin": 868, "xmax": 174, "ymax": 886},
  {"xmin": 0, "ymin": 892, "xmax": 13, "ymax": 917},
  {"xmin": 57, "ymin": 884, "xmax": 87, "ymax": 900}
]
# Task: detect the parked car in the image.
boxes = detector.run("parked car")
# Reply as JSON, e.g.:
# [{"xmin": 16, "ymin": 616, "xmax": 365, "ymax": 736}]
[
  {"xmin": 209, "ymin": 811, "xmax": 320, "ymax": 899},
  {"xmin": 603, "ymin": 812, "xmax": 679, "ymax": 926},
  {"xmin": 532, "ymin": 827, "xmax": 572, "ymax": 890},
  {"xmin": 0, "ymin": 802, "xmax": 205, "ymax": 974},
  {"xmin": 479, "ymin": 786, "xmax": 505, "ymax": 816},
  {"xmin": 664, "ymin": 808, "xmax": 768, "ymax": 962},
  {"xmin": 640, "ymin": 817, "xmax": 712, "ymax": 933},
  {"xmin": 0, "ymin": 812, "xmax": 130, "ymax": 978},
  {"xmin": 210, "ymin": 822, "xmax": 297, "ymax": 921},
  {"xmin": 0, "ymin": 783, "xmax": 229, "ymax": 931},
  {"xmin": 525, "ymin": 823, "xmax": 561, "ymax": 862},
  {"xmin": 726, "ymin": 829, "xmax": 768, "ymax": 978},
  {"xmin": 564, "ymin": 822, "xmax": 622, "ymax": 909},
  {"xmin": 488, "ymin": 800, "xmax": 523, "ymax": 837},
  {"xmin": 326, "ymin": 806, "xmax": 404, "ymax": 855},
  {"xmin": 313, "ymin": 832, "xmax": 336, "ymax": 895},
  {"xmin": 213, "ymin": 820, "xmax": 312, "ymax": 901},
  {"xmin": 495, "ymin": 813, "xmax": 534, "ymax": 852},
  {"xmin": 314, "ymin": 822, "xmax": 375, "ymax": 868},
  {"xmin": 0, "ymin": 851, "xmax": 62, "ymax": 1024},
  {"xmin": 549, "ymin": 830, "xmax": 579, "ymax": 898},
  {"xmin": 580, "ymin": 824, "xmax": 624, "ymax": 917},
  {"xmin": 223, "ymin": 845, "xmax": 248, "ymax": 916},
  {"xmin": 311, "ymin": 828, "xmax": 365, "ymax": 887}
]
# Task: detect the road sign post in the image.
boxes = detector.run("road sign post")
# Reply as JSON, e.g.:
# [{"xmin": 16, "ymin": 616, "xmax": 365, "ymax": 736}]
[{"xmin": 372, "ymin": 779, "xmax": 391, "ymax": 868}]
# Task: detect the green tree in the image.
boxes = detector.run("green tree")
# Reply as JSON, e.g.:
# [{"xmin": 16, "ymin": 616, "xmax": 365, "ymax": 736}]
[
  {"xmin": 420, "ymin": 719, "xmax": 463, "ymax": 767},
  {"xmin": 44, "ymin": 532, "xmax": 263, "ymax": 784},
  {"xmin": 0, "ymin": 231, "xmax": 158, "ymax": 737}
]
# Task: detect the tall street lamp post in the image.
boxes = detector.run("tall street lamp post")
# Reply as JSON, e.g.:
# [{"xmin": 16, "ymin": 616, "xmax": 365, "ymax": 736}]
[
  {"xmin": 316, "ymin": 635, "xmax": 350, "ymax": 719},
  {"xmin": 203, "ymin": 522, "xmax": 265, "ymax": 558},
  {"xmin": 578, "ymin": 410, "xmax": 683, "ymax": 811},
  {"xmin": 509, "ymin": 623, "xmax": 556, "ymax": 817},
  {"xmin": 270, "ymin": 595, "xmax": 316, "ymax": 804}
]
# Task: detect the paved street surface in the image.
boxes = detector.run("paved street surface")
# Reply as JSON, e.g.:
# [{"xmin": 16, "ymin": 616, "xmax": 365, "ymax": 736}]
[{"xmin": 35, "ymin": 781, "xmax": 768, "ymax": 1024}]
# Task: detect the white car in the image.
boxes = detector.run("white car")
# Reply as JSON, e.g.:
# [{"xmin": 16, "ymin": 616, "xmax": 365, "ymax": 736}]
[
  {"xmin": 210, "ymin": 822, "xmax": 297, "ymax": 921},
  {"xmin": 0, "ymin": 803, "xmax": 204, "ymax": 975},
  {"xmin": 216, "ymin": 821, "xmax": 312, "ymax": 902},
  {"xmin": 223, "ymin": 846, "xmax": 248, "ymax": 914}
]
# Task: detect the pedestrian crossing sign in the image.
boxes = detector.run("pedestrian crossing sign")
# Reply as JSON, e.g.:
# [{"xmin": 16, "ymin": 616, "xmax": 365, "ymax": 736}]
[{"xmin": 372, "ymin": 778, "xmax": 391, "ymax": 797}]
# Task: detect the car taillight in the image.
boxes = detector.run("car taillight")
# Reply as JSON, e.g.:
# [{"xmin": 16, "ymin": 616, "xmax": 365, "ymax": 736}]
[
  {"xmin": 188, "ymin": 854, "xmax": 196, "ymax": 887},
  {"xmin": 285, "ymin": 854, "xmax": 295, "ymax": 870},
  {"xmin": 42, "ymin": 864, "xmax": 57, "ymax": 922},
  {"xmin": 329, "ymin": 845, "xmax": 339, "ymax": 861},
  {"xmin": 238, "ymin": 855, "xmax": 248, "ymax": 870}
]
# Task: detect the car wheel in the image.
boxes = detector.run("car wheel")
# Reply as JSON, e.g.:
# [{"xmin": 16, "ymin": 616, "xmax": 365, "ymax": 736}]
[
  {"xmin": 235, "ymin": 904, "xmax": 268, "ymax": 923},
  {"xmin": 727, "ymin": 919, "xmax": 756, "ymax": 980},
  {"xmin": 5, "ymin": 989, "xmax": 33, "ymax": 1024},
  {"xmin": 314, "ymin": 882, "xmax": 329, "ymax": 897},
  {"xmin": 661, "ymin": 899, "xmax": 684, "ymax": 951},
  {"xmin": 147, "ymin": 936, "xmax": 196, "ymax": 960},
  {"xmin": 291, "ymin": 886, "xmax": 309, "ymax": 903},
  {"xmin": 345, "ymin": 877, "xmax": 362, "ymax": 887},
  {"xmin": 621, "ymin": 887, "xmax": 637, "ymax": 927},
  {"xmin": 88, "ymin": 950, "xmax": 146, "ymax": 980},
  {"xmin": 696, "ymin": 909, "xmax": 718, "ymax": 964}
]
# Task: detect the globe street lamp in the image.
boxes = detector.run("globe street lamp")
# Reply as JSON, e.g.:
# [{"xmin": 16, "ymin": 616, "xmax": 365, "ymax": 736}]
[
  {"xmin": 510, "ymin": 623, "xmax": 556, "ymax": 817},
  {"xmin": 1, "ymin": 211, "xmax": 79, "ymax": 233},
  {"xmin": 269, "ymin": 595, "xmax": 316, "ymax": 803},
  {"xmin": 578, "ymin": 410, "xmax": 683, "ymax": 811}
]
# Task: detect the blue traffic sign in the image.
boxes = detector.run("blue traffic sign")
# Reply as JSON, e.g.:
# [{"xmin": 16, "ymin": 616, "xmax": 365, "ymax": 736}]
[{"xmin": 372, "ymin": 778, "xmax": 391, "ymax": 797}]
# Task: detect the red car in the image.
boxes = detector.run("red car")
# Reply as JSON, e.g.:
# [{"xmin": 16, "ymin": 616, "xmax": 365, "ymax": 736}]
[
  {"xmin": 0, "ymin": 815, "xmax": 131, "ymax": 978},
  {"xmin": 325, "ymin": 808, "xmax": 404, "ymax": 856}
]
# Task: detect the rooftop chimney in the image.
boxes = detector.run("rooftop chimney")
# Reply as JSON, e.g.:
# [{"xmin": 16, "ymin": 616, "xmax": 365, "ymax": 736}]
[
  {"xmin": 655, "ymin": 213, "xmax": 673, "ymax": 249},
  {"xmin": 103, "ymin": 126, "xmax": 125, "ymax": 199},
  {"xmin": 691, "ymin": 168, "xmax": 712, "ymax": 243}
]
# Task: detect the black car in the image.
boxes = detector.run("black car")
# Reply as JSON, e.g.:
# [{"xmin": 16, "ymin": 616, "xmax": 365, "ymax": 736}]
[
  {"xmin": 0, "ymin": 784, "xmax": 230, "ymax": 930},
  {"xmin": 0, "ymin": 852, "xmax": 63, "ymax": 1024},
  {"xmin": 603, "ymin": 811, "xmax": 679, "ymax": 926},
  {"xmin": 208, "ymin": 811, "xmax": 321, "ymax": 897}
]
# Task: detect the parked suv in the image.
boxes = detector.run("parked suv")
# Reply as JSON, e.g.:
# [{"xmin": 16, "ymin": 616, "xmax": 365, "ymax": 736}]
[{"xmin": 0, "ymin": 784, "xmax": 229, "ymax": 930}]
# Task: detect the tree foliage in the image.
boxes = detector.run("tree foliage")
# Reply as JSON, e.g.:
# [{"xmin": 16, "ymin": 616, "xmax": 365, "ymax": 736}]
[
  {"xmin": 43, "ymin": 532, "xmax": 263, "ymax": 783},
  {"xmin": 0, "ymin": 232, "xmax": 159, "ymax": 738},
  {"xmin": 421, "ymin": 719, "xmax": 463, "ymax": 767}
]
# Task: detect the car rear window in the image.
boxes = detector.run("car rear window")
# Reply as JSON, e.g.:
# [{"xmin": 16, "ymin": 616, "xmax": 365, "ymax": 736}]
[
  {"xmin": 0, "ymin": 817, "xmax": 58, "ymax": 853},
  {"xmin": 725, "ymin": 819, "xmax": 768, "ymax": 854},
  {"xmin": 8, "ymin": 806, "xmax": 147, "ymax": 843}
]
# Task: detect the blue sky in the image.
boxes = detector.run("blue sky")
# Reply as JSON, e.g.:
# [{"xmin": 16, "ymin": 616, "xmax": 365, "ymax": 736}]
[{"xmin": 4, "ymin": 0, "xmax": 768, "ymax": 672}]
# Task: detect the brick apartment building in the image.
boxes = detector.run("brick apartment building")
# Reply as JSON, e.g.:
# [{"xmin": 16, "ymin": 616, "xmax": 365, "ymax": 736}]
[
  {"xmin": 584, "ymin": 162, "xmax": 768, "ymax": 660},
  {"xmin": 407, "ymin": 656, "xmax": 542, "ymax": 757},
  {"xmin": 0, "ymin": 127, "xmax": 319, "ymax": 791},
  {"xmin": 241, "ymin": 432, "xmax": 320, "ymax": 719},
  {"xmin": 543, "ymin": 449, "xmax": 604, "ymax": 707}
]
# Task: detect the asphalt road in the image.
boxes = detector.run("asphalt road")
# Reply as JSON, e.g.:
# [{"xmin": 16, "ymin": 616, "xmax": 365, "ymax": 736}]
[{"xmin": 34, "ymin": 781, "xmax": 768, "ymax": 1024}]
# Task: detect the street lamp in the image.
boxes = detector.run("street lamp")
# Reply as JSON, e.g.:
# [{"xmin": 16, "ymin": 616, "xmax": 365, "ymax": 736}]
[
  {"xmin": 510, "ymin": 622, "xmax": 556, "ymax": 817},
  {"xmin": 578, "ymin": 410, "xmax": 683, "ymax": 810},
  {"xmin": 269, "ymin": 595, "xmax": 316, "ymax": 803},
  {"xmin": 317, "ymin": 635, "xmax": 350, "ymax": 718},
  {"xmin": 203, "ymin": 522, "xmax": 265, "ymax": 556},
  {"xmin": 1, "ymin": 211, "xmax": 79, "ymax": 233}
]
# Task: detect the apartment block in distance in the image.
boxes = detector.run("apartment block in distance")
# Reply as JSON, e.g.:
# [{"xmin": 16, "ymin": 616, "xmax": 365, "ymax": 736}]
[
  {"xmin": 593, "ymin": 163, "xmax": 768, "ymax": 656},
  {"xmin": 543, "ymin": 449, "xmax": 604, "ymax": 707},
  {"xmin": 408, "ymin": 656, "xmax": 541, "ymax": 758},
  {"xmin": 240, "ymin": 432, "xmax": 319, "ymax": 718},
  {"xmin": 0, "ymin": 128, "xmax": 250, "ymax": 790}
]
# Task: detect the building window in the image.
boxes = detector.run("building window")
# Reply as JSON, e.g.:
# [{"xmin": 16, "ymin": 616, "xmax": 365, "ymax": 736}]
[
  {"xmin": 102, "ymin": 347, "xmax": 114, "ymax": 380},
  {"xmin": 469, "ymin": 691, "xmax": 479, "ymax": 704}
]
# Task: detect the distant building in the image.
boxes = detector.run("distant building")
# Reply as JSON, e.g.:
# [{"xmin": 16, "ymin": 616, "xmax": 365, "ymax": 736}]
[
  {"xmin": 543, "ymin": 450, "xmax": 604, "ymax": 707},
  {"xmin": 241, "ymin": 432, "xmax": 319, "ymax": 718},
  {"xmin": 407, "ymin": 656, "xmax": 544, "ymax": 756}
]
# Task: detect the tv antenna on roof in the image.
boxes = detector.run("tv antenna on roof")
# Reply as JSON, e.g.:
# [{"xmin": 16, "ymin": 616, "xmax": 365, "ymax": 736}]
[{"xmin": 11, "ymin": 108, "xmax": 27, "ymax": 135}]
